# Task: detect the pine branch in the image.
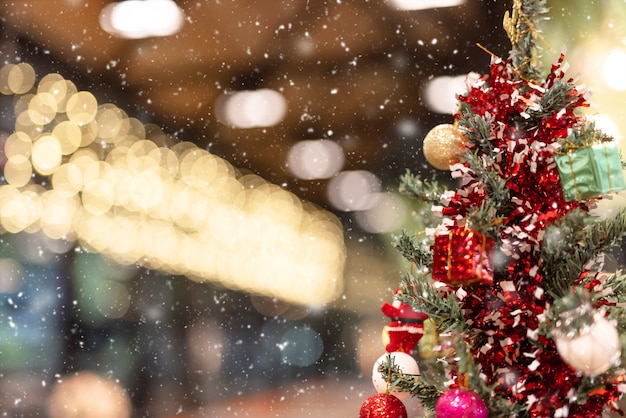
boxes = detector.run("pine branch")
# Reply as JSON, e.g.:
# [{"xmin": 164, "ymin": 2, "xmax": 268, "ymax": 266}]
[
  {"xmin": 377, "ymin": 344, "xmax": 525, "ymax": 417},
  {"xmin": 574, "ymin": 375, "xmax": 622, "ymax": 407},
  {"xmin": 452, "ymin": 112, "xmax": 515, "ymax": 237},
  {"xmin": 540, "ymin": 209, "xmax": 588, "ymax": 295},
  {"xmin": 560, "ymin": 121, "xmax": 615, "ymax": 151},
  {"xmin": 587, "ymin": 271, "xmax": 626, "ymax": 331},
  {"xmin": 398, "ymin": 170, "xmax": 446, "ymax": 205},
  {"xmin": 504, "ymin": 0, "xmax": 549, "ymax": 81},
  {"xmin": 409, "ymin": 380, "xmax": 443, "ymax": 412},
  {"xmin": 452, "ymin": 338, "xmax": 527, "ymax": 418},
  {"xmin": 599, "ymin": 271, "xmax": 626, "ymax": 300},
  {"xmin": 376, "ymin": 356, "xmax": 442, "ymax": 411},
  {"xmin": 398, "ymin": 273, "xmax": 469, "ymax": 336},
  {"xmin": 458, "ymin": 110, "xmax": 496, "ymax": 156},
  {"xmin": 463, "ymin": 151, "xmax": 513, "ymax": 218},
  {"xmin": 541, "ymin": 208, "xmax": 626, "ymax": 297},
  {"xmin": 526, "ymin": 78, "xmax": 583, "ymax": 122},
  {"xmin": 543, "ymin": 287, "xmax": 596, "ymax": 337},
  {"xmin": 581, "ymin": 209, "xmax": 626, "ymax": 258},
  {"xmin": 391, "ymin": 231, "xmax": 433, "ymax": 268}
]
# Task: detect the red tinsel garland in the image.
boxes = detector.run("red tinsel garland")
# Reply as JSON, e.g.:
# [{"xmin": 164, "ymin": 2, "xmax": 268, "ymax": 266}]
[{"xmin": 441, "ymin": 54, "xmax": 623, "ymax": 417}]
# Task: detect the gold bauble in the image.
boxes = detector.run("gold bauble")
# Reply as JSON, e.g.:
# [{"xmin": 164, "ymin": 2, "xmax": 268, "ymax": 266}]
[{"xmin": 422, "ymin": 123, "xmax": 464, "ymax": 170}]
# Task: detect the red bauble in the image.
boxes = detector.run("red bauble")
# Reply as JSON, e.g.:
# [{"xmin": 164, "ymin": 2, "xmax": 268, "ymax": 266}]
[{"xmin": 359, "ymin": 393, "xmax": 408, "ymax": 418}]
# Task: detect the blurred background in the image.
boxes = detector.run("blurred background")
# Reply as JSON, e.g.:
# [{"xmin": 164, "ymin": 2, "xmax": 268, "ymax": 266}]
[{"xmin": 0, "ymin": 0, "xmax": 624, "ymax": 416}]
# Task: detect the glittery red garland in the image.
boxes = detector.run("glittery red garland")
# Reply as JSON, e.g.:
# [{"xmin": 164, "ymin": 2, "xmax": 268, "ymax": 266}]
[{"xmin": 440, "ymin": 55, "xmax": 623, "ymax": 417}]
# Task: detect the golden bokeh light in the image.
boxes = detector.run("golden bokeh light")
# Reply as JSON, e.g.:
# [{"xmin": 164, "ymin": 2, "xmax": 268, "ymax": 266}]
[
  {"xmin": 0, "ymin": 64, "xmax": 346, "ymax": 306},
  {"xmin": 4, "ymin": 131, "xmax": 33, "ymax": 159},
  {"xmin": 15, "ymin": 109, "xmax": 43, "ymax": 139},
  {"xmin": 0, "ymin": 188, "xmax": 41, "ymax": 233},
  {"xmin": 37, "ymin": 73, "xmax": 74, "ymax": 111},
  {"xmin": 47, "ymin": 371, "xmax": 132, "ymax": 418},
  {"xmin": 0, "ymin": 64, "xmax": 14, "ymax": 95},
  {"xmin": 4, "ymin": 155, "xmax": 33, "ymax": 188},
  {"xmin": 27, "ymin": 92, "xmax": 58, "ymax": 125},
  {"xmin": 32, "ymin": 135, "xmax": 63, "ymax": 175},
  {"xmin": 40, "ymin": 190, "xmax": 79, "ymax": 239},
  {"xmin": 78, "ymin": 120, "xmax": 98, "ymax": 147},
  {"xmin": 82, "ymin": 178, "xmax": 115, "ymax": 216},
  {"xmin": 58, "ymin": 161, "xmax": 87, "ymax": 198},
  {"xmin": 66, "ymin": 91, "xmax": 98, "ymax": 126},
  {"xmin": 52, "ymin": 120, "xmax": 83, "ymax": 155},
  {"xmin": 96, "ymin": 104, "xmax": 130, "ymax": 143},
  {"xmin": 6, "ymin": 63, "xmax": 37, "ymax": 94}
]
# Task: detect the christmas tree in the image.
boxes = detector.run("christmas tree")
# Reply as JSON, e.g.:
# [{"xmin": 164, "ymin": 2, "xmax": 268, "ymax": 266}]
[{"xmin": 361, "ymin": 0, "xmax": 626, "ymax": 417}]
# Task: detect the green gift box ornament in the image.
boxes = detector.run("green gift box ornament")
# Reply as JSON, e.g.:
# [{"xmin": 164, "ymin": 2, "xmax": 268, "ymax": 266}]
[{"xmin": 555, "ymin": 141, "xmax": 626, "ymax": 202}]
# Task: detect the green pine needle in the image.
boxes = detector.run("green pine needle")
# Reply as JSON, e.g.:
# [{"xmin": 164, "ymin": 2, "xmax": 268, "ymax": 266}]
[
  {"xmin": 526, "ymin": 78, "xmax": 583, "ymax": 122},
  {"xmin": 458, "ymin": 111, "xmax": 496, "ymax": 156},
  {"xmin": 560, "ymin": 121, "xmax": 615, "ymax": 151},
  {"xmin": 398, "ymin": 273, "xmax": 469, "ymax": 336},
  {"xmin": 391, "ymin": 231, "xmax": 433, "ymax": 268},
  {"xmin": 506, "ymin": 0, "xmax": 550, "ymax": 81},
  {"xmin": 540, "ymin": 208, "xmax": 626, "ymax": 297},
  {"xmin": 398, "ymin": 170, "xmax": 446, "ymax": 205},
  {"xmin": 376, "ymin": 356, "xmax": 442, "ymax": 411}
]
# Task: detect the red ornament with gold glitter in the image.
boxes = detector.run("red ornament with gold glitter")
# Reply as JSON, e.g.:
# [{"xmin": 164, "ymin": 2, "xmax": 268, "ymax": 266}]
[
  {"xmin": 431, "ymin": 229, "xmax": 494, "ymax": 286},
  {"xmin": 359, "ymin": 393, "xmax": 408, "ymax": 418}
]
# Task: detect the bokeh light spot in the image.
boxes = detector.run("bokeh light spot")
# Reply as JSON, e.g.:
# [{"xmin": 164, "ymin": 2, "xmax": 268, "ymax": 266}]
[
  {"xmin": 327, "ymin": 170, "xmax": 382, "ymax": 211},
  {"xmin": 66, "ymin": 91, "xmax": 98, "ymax": 126},
  {"xmin": 287, "ymin": 139, "xmax": 345, "ymax": 179},
  {"xmin": 47, "ymin": 371, "xmax": 132, "ymax": 418},
  {"xmin": 6, "ymin": 63, "xmax": 36, "ymax": 94},
  {"xmin": 387, "ymin": 0, "xmax": 465, "ymax": 10},
  {"xmin": 603, "ymin": 49, "xmax": 626, "ymax": 91},
  {"xmin": 99, "ymin": 0, "xmax": 185, "ymax": 39},
  {"xmin": 215, "ymin": 89, "xmax": 287, "ymax": 128},
  {"xmin": 0, "ymin": 258, "xmax": 24, "ymax": 294},
  {"xmin": 355, "ymin": 192, "xmax": 407, "ymax": 233},
  {"xmin": 279, "ymin": 326, "xmax": 324, "ymax": 367},
  {"xmin": 31, "ymin": 135, "xmax": 62, "ymax": 175}
]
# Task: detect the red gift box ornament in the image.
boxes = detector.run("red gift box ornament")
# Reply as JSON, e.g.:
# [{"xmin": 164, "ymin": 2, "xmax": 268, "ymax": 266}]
[{"xmin": 432, "ymin": 229, "xmax": 494, "ymax": 286}]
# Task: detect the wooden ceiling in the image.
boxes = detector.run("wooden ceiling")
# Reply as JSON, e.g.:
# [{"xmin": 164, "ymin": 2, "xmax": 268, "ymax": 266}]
[{"xmin": 0, "ymin": 0, "xmax": 510, "ymax": 209}]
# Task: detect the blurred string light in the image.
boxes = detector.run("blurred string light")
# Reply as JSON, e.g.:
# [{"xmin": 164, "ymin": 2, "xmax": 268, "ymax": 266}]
[
  {"xmin": 47, "ymin": 371, "xmax": 132, "ymax": 418},
  {"xmin": 326, "ymin": 170, "xmax": 407, "ymax": 233},
  {"xmin": 214, "ymin": 89, "xmax": 288, "ymax": 128},
  {"xmin": 603, "ymin": 49, "xmax": 626, "ymax": 91},
  {"xmin": 354, "ymin": 192, "xmax": 407, "ymax": 234},
  {"xmin": 423, "ymin": 73, "xmax": 478, "ymax": 114},
  {"xmin": 99, "ymin": 0, "xmax": 185, "ymax": 39},
  {"xmin": 0, "ymin": 63, "xmax": 346, "ymax": 306},
  {"xmin": 387, "ymin": 0, "xmax": 465, "ymax": 11},
  {"xmin": 278, "ymin": 326, "xmax": 324, "ymax": 367},
  {"xmin": 286, "ymin": 139, "xmax": 345, "ymax": 180},
  {"xmin": 0, "ymin": 257, "xmax": 23, "ymax": 293},
  {"xmin": 187, "ymin": 318, "xmax": 225, "ymax": 377},
  {"xmin": 327, "ymin": 170, "xmax": 381, "ymax": 212},
  {"xmin": 589, "ymin": 114, "xmax": 622, "ymax": 141}
]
